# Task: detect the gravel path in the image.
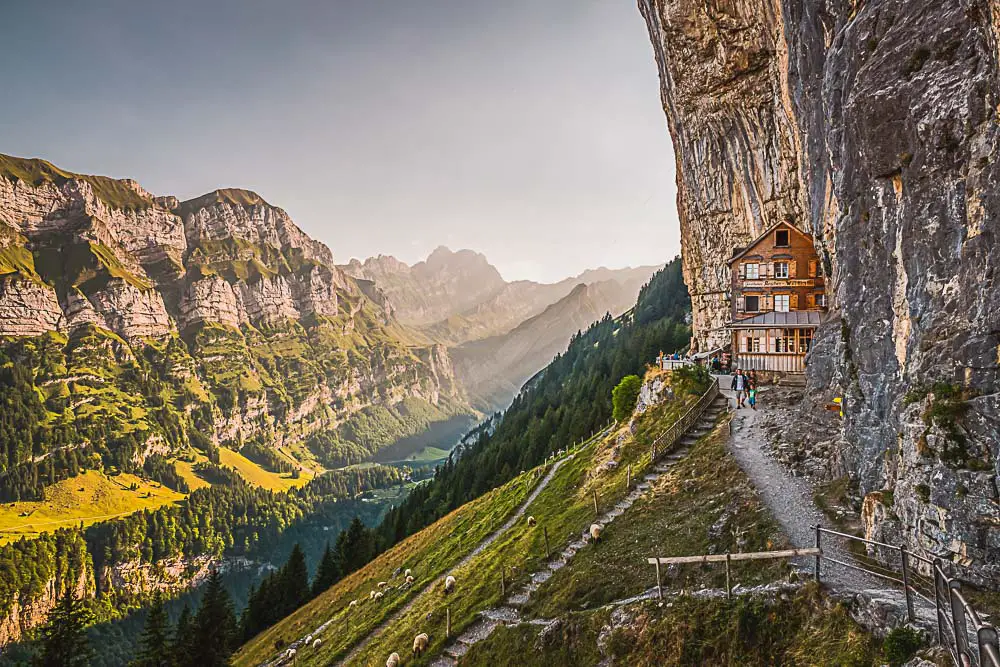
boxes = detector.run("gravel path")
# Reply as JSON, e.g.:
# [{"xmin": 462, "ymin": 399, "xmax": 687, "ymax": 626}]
[{"xmin": 717, "ymin": 375, "xmax": 936, "ymax": 624}]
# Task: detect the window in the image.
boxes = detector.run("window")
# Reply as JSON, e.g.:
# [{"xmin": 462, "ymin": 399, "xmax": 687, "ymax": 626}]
[
  {"xmin": 750, "ymin": 337, "xmax": 761, "ymax": 353},
  {"xmin": 774, "ymin": 294, "xmax": 790, "ymax": 312},
  {"xmin": 815, "ymin": 292, "xmax": 827, "ymax": 307},
  {"xmin": 800, "ymin": 329, "xmax": 813, "ymax": 353},
  {"xmin": 744, "ymin": 295, "xmax": 760, "ymax": 312},
  {"xmin": 775, "ymin": 328, "xmax": 796, "ymax": 353},
  {"xmin": 775, "ymin": 229, "xmax": 790, "ymax": 247},
  {"xmin": 808, "ymin": 259, "xmax": 818, "ymax": 277},
  {"xmin": 744, "ymin": 263, "xmax": 759, "ymax": 279},
  {"xmin": 774, "ymin": 262, "xmax": 789, "ymax": 279}
]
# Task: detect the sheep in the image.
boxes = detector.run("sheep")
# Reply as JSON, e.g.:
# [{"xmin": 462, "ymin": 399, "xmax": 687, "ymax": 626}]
[
  {"xmin": 377, "ymin": 581, "xmax": 388, "ymax": 589},
  {"xmin": 526, "ymin": 516, "xmax": 537, "ymax": 527},
  {"xmin": 312, "ymin": 639, "xmax": 323, "ymax": 650},
  {"xmin": 412, "ymin": 632, "xmax": 430, "ymax": 656},
  {"xmin": 386, "ymin": 652, "xmax": 401, "ymax": 667},
  {"xmin": 369, "ymin": 590, "xmax": 378, "ymax": 601},
  {"xmin": 590, "ymin": 523, "xmax": 602, "ymax": 544},
  {"xmin": 305, "ymin": 635, "xmax": 313, "ymax": 646},
  {"xmin": 349, "ymin": 600, "xmax": 358, "ymax": 609},
  {"xmin": 373, "ymin": 591, "xmax": 384, "ymax": 602},
  {"xmin": 285, "ymin": 648, "xmax": 297, "ymax": 659},
  {"xmin": 443, "ymin": 575, "xmax": 456, "ymax": 595},
  {"xmin": 404, "ymin": 568, "xmax": 412, "ymax": 578},
  {"xmin": 405, "ymin": 575, "xmax": 415, "ymax": 585}
]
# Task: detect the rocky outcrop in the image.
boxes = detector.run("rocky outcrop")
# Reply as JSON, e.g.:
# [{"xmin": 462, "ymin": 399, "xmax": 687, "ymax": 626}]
[
  {"xmin": 641, "ymin": 0, "xmax": 1000, "ymax": 581},
  {"xmin": 0, "ymin": 568, "xmax": 90, "ymax": 647},
  {"xmin": 0, "ymin": 154, "xmax": 471, "ymax": 470}
]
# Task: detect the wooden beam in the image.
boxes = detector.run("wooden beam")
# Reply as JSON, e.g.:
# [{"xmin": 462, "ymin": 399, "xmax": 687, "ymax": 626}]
[{"xmin": 647, "ymin": 548, "xmax": 820, "ymax": 566}]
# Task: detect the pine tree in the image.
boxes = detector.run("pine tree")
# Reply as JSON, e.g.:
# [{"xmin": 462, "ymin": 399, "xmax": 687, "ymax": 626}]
[
  {"xmin": 280, "ymin": 543, "xmax": 310, "ymax": 613},
  {"xmin": 34, "ymin": 587, "xmax": 93, "ymax": 667},
  {"xmin": 187, "ymin": 570, "xmax": 237, "ymax": 667},
  {"xmin": 132, "ymin": 591, "xmax": 169, "ymax": 667},
  {"xmin": 312, "ymin": 541, "xmax": 341, "ymax": 596},
  {"xmin": 170, "ymin": 604, "xmax": 193, "ymax": 666}
]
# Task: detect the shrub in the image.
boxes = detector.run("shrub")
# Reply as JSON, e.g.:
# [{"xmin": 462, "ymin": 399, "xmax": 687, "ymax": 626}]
[
  {"xmin": 883, "ymin": 626, "xmax": 923, "ymax": 666},
  {"xmin": 612, "ymin": 375, "xmax": 642, "ymax": 423}
]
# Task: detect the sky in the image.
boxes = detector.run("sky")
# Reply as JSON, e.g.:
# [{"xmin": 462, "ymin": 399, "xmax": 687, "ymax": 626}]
[{"xmin": 0, "ymin": 0, "xmax": 679, "ymax": 283}]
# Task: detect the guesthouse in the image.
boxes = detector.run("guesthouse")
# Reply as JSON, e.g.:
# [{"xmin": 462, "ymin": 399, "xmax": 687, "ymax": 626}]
[{"xmin": 727, "ymin": 221, "xmax": 827, "ymax": 373}]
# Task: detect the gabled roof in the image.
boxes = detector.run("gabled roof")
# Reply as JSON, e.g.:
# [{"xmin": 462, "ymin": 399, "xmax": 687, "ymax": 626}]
[
  {"xmin": 727, "ymin": 311, "xmax": 824, "ymax": 328},
  {"xmin": 728, "ymin": 220, "xmax": 814, "ymax": 265}
]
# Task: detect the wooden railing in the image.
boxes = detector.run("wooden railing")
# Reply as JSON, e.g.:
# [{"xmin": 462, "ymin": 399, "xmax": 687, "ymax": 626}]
[{"xmin": 649, "ymin": 377, "xmax": 720, "ymax": 460}]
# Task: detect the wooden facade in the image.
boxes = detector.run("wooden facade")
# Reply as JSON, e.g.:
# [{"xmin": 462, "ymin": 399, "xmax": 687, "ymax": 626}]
[{"xmin": 728, "ymin": 222, "xmax": 826, "ymax": 374}]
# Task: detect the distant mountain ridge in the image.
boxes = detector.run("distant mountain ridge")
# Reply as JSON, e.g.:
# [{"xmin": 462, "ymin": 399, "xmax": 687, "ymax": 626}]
[{"xmin": 341, "ymin": 248, "xmax": 660, "ymax": 409}]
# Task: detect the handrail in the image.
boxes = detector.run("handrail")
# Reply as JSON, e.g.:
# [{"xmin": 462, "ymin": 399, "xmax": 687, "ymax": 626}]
[{"xmin": 648, "ymin": 377, "xmax": 720, "ymax": 460}]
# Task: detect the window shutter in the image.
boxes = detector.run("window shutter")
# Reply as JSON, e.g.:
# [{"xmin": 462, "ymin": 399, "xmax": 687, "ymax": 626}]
[
  {"xmin": 790, "ymin": 293, "xmax": 799, "ymax": 310},
  {"xmin": 806, "ymin": 293, "xmax": 814, "ymax": 308},
  {"xmin": 736, "ymin": 296, "xmax": 745, "ymax": 312},
  {"xmin": 808, "ymin": 259, "xmax": 818, "ymax": 277},
  {"xmin": 789, "ymin": 260, "xmax": 797, "ymax": 278},
  {"xmin": 763, "ymin": 295, "xmax": 771, "ymax": 311}
]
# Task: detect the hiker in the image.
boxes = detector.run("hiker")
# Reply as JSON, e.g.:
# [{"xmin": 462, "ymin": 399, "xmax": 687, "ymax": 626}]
[
  {"xmin": 747, "ymin": 371, "xmax": 758, "ymax": 410},
  {"xmin": 731, "ymin": 369, "xmax": 748, "ymax": 408}
]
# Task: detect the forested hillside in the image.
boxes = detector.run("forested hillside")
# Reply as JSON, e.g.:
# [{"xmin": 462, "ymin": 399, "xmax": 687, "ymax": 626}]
[{"xmin": 373, "ymin": 256, "xmax": 689, "ymax": 545}]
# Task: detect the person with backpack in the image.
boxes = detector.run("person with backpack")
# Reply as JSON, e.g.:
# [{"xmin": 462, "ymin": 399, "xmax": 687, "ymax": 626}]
[{"xmin": 731, "ymin": 369, "xmax": 748, "ymax": 408}]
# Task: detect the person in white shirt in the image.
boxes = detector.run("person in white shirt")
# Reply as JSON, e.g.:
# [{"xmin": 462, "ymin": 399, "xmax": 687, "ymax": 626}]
[{"xmin": 731, "ymin": 369, "xmax": 748, "ymax": 408}]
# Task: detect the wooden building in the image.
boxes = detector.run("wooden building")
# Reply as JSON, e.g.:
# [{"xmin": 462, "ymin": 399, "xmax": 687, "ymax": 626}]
[{"xmin": 727, "ymin": 221, "xmax": 827, "ymax": 373}]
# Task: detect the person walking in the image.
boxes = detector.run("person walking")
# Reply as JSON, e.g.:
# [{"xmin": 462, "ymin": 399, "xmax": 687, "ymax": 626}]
[
  {"xmin": 747, "ymin": 371, "xmax": 758, "ymax": 410},
  {"xmin": 731, "ymin": 369, "xmax": 748, "ymax": 408}
]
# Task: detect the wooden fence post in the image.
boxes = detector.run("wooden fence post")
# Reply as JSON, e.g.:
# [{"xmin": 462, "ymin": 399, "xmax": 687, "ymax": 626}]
[
  {"xmin": 655, "ymin": 559, "xmax": 662, "ymax": 600},
  {"xmin": 725, "ymin": 553, "xmax": 732, "ymax": 600},
  {"xmin": 900, "ymin": 546, "xmax": 915, "ymax": 622},
  {"xmin": 627, "ymin": 464, "xmax": 631, "ymax": 488},
  {"xmin": 446, "ymin": 605, "xmax": 451, "ymax": 639},
  {"xmin": 543, "ymin": 526, "xmax": 551, "ymax": 560},
  {"xmin": 593, "ymin": 489, "xmax": 599, "ymax": 515},
  {"xmin": 814, "ymin": 525, "xmax": 821, "ymax": 583}
]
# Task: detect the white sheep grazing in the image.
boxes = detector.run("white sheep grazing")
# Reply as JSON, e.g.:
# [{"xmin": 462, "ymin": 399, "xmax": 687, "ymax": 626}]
[
  {"xmin": 349, "ymin": 600, "xmax": 358, "ymax": 609},
  {"xmin": 386, "ymin": 652, "xmax": 401, "ymax": 667},
  {"xmin": 369, "ymin": 590, "xmax": 378, "ymax": 601},
  {"xmin": 526, "ymin": 516, "xmax": 537, "ymax": 527},
  {"xmin": 590, "ymin": 523, "xmax": 602, "ymax": 543},
  {"xmin": 405, "ymin": 575, "xmax": 415, "ymax": 585},
  {"xmin": 412, "ymin": 632, "xmax": 430, "ymax": 656},
  {"xmin": 443, "ymin": 575, "xmax": 456, "ymax": 595},
  {"xmin": 285, "ymin": 648, "xmax": 297, "ymax": 659},
  {"xmin": 377, "ymin": 581, "xmax": 389, "ymax": 589},
  {"xmin": 374, "ymin": 591, "xmax": 384, "ymax": 601},
  {"xmin": 404, "ymin": 568, "xmax": 412, "ymax": 578},
  {"xmin": 305, "ymin": 635, "xmax": 313, "ymax": 646}
]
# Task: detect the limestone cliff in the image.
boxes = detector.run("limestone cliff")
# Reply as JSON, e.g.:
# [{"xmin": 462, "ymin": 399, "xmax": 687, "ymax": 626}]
[
  {"xmin": 0, "ymin": 155, "xmax": 470, "ymax": 485},
  {"xmin": 641, "ymin": 0, "xmax": 1000, "ymax": 581}
]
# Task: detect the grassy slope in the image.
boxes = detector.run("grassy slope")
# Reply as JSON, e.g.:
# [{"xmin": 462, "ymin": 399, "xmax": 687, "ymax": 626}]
[
  {"xmin": 0, "ymin": 470, "xmax": 185, "ymax": 545},
  {"xmin": 233, "ymin": 471, "xmax": 540, "ymax": 666},
  {"xmin": 218, "ymin": 447, "xmax": 312, "ymax": 492},
  {"xmin": 347, "ymin": 371, "xmax": 707, "ymax": 666}
]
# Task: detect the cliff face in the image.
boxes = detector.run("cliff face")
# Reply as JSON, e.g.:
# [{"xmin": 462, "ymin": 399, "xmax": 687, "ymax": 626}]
[
  {"xmin": 0, "ymin": 156, "xmax": 469, "ymax": 479},
  {"xmin": 641, "ymin": 0, "xmax": 1000, "ymax": 581}
]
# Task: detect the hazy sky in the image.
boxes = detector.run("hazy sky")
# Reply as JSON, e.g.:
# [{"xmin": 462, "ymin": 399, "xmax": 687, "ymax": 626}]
[{"xmin": 0, "ymin": 0, "xmax": 679, "ymax": 283}]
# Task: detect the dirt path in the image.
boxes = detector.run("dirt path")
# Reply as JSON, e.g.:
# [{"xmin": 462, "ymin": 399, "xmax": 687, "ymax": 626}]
[
  {"xmin": 717, "ymin": 375, "xmax": 935, "ymax": 624},
  {"xmin": 332, "ymin": 427, "xmax": 612, "ymax": 667},
  {"xmin": 427, "ymin": 397, "xmax": 727, "ymax": 665}
]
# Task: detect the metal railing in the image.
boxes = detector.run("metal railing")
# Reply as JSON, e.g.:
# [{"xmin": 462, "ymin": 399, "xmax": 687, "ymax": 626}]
[{"xmin": 814, "ymin": 527, "xmax": 1000, "ymax": 667}]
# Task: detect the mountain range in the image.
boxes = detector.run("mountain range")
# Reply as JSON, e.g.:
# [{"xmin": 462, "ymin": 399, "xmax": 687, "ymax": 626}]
[{"xmin": 0, "ymin": 153, "xmax": 657, "ymax": 503}]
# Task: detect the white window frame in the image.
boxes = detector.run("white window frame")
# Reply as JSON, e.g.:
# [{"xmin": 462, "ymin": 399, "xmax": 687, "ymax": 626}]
[
  {"xmin": 816, "ymin": 293, "xmax": 827, "ymax": 307},
  {"xmin": 744, "ymin": 263, "xmax": 759, "ymax": 279},
  {"xmin": 774, "ymin": 294, "xmax": 790, "ymax": 313},
  {"xmin": 774, "ymin": 262, "xmax": 789, "ymax": 279}
]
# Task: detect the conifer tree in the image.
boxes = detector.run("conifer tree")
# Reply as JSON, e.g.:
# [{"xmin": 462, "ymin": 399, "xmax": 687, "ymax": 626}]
[
  {"xmin": 280, "ymin": 543, "xmax": 310, "ymax": 612},
  {"xmin": 35, "ymin": 587, "xmax": 93, "ymax": 667},
  {"xmin": 132, "ymin": 591, "xmax": 170, "ymax": 667},
  {"xmin": 187, "ymin": 571, "xmax": 236, "ymax": 667},
  {"xmin": 312, "ymin": 541, "xmax": 341, "ymax": 596},
  {"xmin": 170, "ymin": 604, "xmax": 193, "ymax": 665}
]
